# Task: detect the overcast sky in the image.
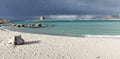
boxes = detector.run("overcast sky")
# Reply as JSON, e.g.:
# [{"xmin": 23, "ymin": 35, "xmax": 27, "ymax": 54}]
[{"xmin": 0, "ymin": 0, "xmax": 120, "ymax": 20}]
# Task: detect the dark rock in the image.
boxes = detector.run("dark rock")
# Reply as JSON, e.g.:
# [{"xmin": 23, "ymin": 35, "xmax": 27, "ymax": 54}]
[
  {"xmin": 34, "ymin": 24, "xmax": 42, "ymax": 27},
  {"xmin": 15, "ymin": 24, "xmax": 21, "ymax": 27}
]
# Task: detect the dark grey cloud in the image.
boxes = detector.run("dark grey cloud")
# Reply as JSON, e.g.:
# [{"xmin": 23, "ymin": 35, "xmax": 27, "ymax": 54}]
[{"xmin": 0, "ymin": 0, "xmax": 120, "ymax": 18}]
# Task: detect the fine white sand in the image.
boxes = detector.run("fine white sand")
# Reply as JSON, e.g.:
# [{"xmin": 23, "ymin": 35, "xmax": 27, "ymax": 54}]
[{"xmin": 0, "ymin": 29, "xmax": 120, "ymax": 59}]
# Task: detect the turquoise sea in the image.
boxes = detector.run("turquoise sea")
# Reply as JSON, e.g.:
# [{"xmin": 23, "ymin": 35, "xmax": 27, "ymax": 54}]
[{"xmin": 5, "ymin": 20, "xmax": 120, "ymax": 37}]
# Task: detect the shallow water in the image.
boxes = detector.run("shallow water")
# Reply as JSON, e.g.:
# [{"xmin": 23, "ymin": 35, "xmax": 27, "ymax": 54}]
[{"xmin": 6, "ymin": 20, "xmax": 120, "ymax": 37}]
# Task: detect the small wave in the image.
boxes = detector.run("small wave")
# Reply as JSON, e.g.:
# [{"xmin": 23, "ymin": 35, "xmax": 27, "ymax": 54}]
[
  {"xmin": 0, "ymin": 26, "xmax": 11, "ymax": 32},
  {"xmin": 84, "ymin": 35, "xmax": 120, "ymax": 38}
]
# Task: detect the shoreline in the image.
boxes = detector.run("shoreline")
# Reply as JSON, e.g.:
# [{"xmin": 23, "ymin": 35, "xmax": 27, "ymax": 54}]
[
  {"xmin": 1, "ymin": 28, "xmax": 120, "ymax": 59},
  {"xmin": 0, "ymin": 26, "xmax": 86, "ymax": 38},
  {"xmin": 2, "ymin": 27, "xmax": 120, "ymax": 38},
  {"xmin": 0, "ymin": 27, "xmax": 82, "ymax": 38}
]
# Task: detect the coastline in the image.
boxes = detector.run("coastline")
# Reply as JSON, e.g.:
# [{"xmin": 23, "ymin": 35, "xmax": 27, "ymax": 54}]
[{"xmin": 1, "ymin": 28, "xmax": 120, "ymax": 59}]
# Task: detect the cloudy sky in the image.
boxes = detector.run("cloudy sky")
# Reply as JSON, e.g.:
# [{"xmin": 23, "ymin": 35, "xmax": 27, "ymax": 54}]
[{"xmin": 0, "ymin": 0, "xmax": 120, "ymax": 20}]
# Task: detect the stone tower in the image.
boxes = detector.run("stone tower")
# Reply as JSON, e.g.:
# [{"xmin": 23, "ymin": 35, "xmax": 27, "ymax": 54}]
[{"xmin": 40, "ymin": 16, "xmax": 45, "ymax": 21}]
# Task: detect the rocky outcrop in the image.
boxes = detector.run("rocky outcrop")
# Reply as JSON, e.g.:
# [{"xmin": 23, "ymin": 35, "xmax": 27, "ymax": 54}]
[
  {"xmin": 0, "ymin": 18, "xmax": 10, "ymax": 24},
  {"xmin": 34, "ymin": 24, "xmax": 42, "ymax": 27},
  {"xmin": 12, "ymin": 23, "xmax": 43, "ymax": 28}
]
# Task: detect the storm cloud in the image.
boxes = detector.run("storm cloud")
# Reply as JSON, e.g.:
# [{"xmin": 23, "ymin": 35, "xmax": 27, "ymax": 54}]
[{"xmin": 0, "ymin": 0, "xmax": 120, "ymax": 16}]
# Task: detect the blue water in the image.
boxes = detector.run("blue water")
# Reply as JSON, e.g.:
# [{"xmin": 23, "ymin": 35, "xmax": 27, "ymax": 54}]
[{"xmin": 6, "ymin": 20, "xmax": 120, "ymax": 37}]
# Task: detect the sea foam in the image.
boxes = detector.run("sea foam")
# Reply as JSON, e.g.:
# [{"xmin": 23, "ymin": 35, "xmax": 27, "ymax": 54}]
[{"xmin": 85, "ymin": 35, "xmax": 120, "ymax": 38}]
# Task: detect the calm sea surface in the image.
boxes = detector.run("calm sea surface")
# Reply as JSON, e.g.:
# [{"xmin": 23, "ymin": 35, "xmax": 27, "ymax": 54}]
[{"xmin": 6, "ymin": 20, "xmax": 120, "ymax": 37}]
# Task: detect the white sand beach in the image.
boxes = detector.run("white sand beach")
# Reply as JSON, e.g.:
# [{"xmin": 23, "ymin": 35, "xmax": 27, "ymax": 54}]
[{"xmin": 0, "ymin": 29, "xmax": 120, "ymax": 59}]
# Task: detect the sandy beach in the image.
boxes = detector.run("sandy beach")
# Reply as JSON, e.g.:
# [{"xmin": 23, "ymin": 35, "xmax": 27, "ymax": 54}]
[{"xmin": 0, "ymin": 29, "xmax": 120, "ymax": 59}]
